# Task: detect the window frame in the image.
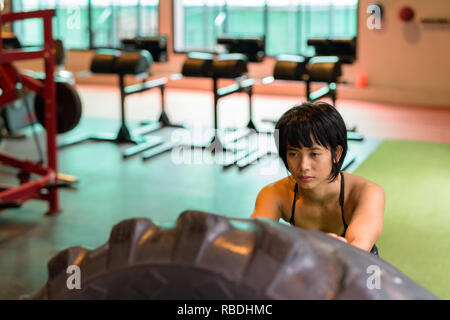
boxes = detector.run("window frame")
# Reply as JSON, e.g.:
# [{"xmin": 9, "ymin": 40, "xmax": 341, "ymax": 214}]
[
  {"xmin": 172, "ymin": 0, "xmax": 360, "ymax": 58},
  {"xmin": 10, "ymin": 0, "xmax": 160, "ymax": 51}
]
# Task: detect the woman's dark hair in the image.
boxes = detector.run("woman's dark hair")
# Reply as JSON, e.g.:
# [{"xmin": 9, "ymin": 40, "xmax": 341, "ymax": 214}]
[{"xmin": 275, "ymin": 101, "xmax": 347, "ymax": 182}]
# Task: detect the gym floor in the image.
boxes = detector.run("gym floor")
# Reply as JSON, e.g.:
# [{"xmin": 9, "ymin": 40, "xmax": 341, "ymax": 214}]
[{"xmin": 0, "ymin": 85, "xmax": 449, "ymax": 299}]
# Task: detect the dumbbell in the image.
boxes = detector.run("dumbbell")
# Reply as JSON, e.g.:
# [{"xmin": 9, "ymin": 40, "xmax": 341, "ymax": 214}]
[
  {"xmin": 306, "ymin": 56, "xmax": 342, "ymax": 83},
  {"xmin": 212, "ymin": 53, "xmax": 248, "ymax": 78},
  {"xmin": 181, "ymin": 52, "xmax": 248, "ymax": 79},
  {"xmin": 90, "ymin": 49, "xmax": 152, "ymax": 75},
  {"xmin": 121, "ymin": 36, "xmax": 167, "ymax": 63},
  {"xmin": 217, "ymin": 37, "xmax": 265, "ymax": 62},
  {"xmin": 273, "ymin": 54, "xmax": 307, "ymax": 81},
  {"xmin": 181, "ymin": 52, "xmax": 214, "ymax": 77}
]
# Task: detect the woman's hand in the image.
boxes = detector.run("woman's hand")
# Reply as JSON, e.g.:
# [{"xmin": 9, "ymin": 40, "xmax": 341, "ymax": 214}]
[{"xmin": 327, "ymin": 233, "xmax": 348, "ymax": 243}]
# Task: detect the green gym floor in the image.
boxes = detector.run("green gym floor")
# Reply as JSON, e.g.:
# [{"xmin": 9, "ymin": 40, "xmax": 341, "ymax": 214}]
[{"xmin": 0, "ymin": 86, "xmax": 449, "ymax": 299}]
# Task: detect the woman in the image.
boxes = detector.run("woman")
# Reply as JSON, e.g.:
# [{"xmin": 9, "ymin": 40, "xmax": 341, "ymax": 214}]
[{"xmin": 251, "ymin": 102, "xmax": 384, "ymax": 255}]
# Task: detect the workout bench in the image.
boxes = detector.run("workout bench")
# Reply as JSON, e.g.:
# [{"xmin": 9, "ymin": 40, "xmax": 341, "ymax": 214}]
[{"xmin": 59, "ymin": 49, "xmax": 178, "ymax": 158}]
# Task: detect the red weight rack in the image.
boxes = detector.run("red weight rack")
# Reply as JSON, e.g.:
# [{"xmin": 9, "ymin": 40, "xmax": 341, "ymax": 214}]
[{"xmin": 0, "ymin": 10, "xmax": 60, "ymax": 214}]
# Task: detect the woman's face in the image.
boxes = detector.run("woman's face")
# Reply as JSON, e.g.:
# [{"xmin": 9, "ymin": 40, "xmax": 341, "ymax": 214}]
[{"xmin": 286, "ymin": 142, "xmax": 338, "ymax": 189}]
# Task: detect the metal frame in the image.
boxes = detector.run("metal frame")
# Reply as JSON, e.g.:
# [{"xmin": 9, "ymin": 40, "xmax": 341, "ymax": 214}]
[
  {"xmin": 0, "ymin": 9, "xmax": 60, "ymax": 214},
  {"xmin": 156, "ymin": 71, "xmax": 270, "ymax": 169}
]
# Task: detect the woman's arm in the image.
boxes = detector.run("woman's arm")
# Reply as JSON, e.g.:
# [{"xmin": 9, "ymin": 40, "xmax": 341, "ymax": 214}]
[
  {"xmin": 345, "ymin": 184, "xmax": 385, "ymax": 252},
  {"xmin": 251, "ymin": 185, "xmax": 283, "ymax": 221}
]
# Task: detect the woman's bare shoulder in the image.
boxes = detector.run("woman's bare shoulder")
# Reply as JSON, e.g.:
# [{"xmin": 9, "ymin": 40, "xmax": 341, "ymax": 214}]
[
  {"xmin": 252, "ymin": 177, "xmax": 295, "ymax": 220},
  {"xmin": 344, "ymin": 172, "xmax": 381, "ymax": 186},
  {"xmin": 344, "ymin": 172, "xmax": 384, "ymax": 200},
  {"xmin": 266, "ymin": 176, "xmax": 295, "ymax": 196}
]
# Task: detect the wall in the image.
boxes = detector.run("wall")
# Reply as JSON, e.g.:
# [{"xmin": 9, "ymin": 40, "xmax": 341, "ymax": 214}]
[
  {"xmin": 11, "ymin": 0, "xmax": 450, "ymax": 108},
  {"xmin": 347, "ymin": 0, "xmax": 450, "ymax": 107}
]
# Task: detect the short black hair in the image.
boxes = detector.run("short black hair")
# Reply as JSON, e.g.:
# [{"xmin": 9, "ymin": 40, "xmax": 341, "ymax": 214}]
[{"xmin": 274, "ymin": 101, "xmax": 347, "ymax": 182}]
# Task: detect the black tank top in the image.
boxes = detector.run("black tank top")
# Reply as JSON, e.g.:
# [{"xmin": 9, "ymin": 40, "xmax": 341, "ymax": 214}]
[{"xmin": 290, "ymin": 171, "xmax": 379, "ymax": 255}]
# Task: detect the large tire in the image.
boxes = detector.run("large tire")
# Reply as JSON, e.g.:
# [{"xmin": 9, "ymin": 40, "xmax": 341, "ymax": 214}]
[{"xmin": 31, "ymin": 211, "xmax": 437, "ymax": 300}]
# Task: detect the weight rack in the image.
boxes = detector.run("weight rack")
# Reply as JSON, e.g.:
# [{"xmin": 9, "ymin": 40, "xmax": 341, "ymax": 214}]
[{"xmin": 0, "ymin": 9, "xmax": 61, "ymax": 214}]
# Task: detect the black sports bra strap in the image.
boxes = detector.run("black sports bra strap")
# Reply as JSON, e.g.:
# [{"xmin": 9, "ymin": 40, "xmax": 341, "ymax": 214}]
[
  {"xmin": 290, "ymin": 183, "xmax": 298, "ymax": 225},
  {"xmin": 339, "ymin": 171, "xmax": 348, "ymax": 231},
  {"xmin": 339, "ymin": 171, "xmax": 345, "ymax": 208}
]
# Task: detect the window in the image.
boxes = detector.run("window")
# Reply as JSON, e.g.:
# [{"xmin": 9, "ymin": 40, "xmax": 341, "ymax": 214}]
[
  {"xmin": 173, "ymin": 0, "xmax": 358, "ymax": 56},
  {"xmin": 11, "ymin": 0, "xmax": 159, "ymax": 50},
  {"xmin": 90, "ymin": 0, "xmax": 159, "ymax": 48}
]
